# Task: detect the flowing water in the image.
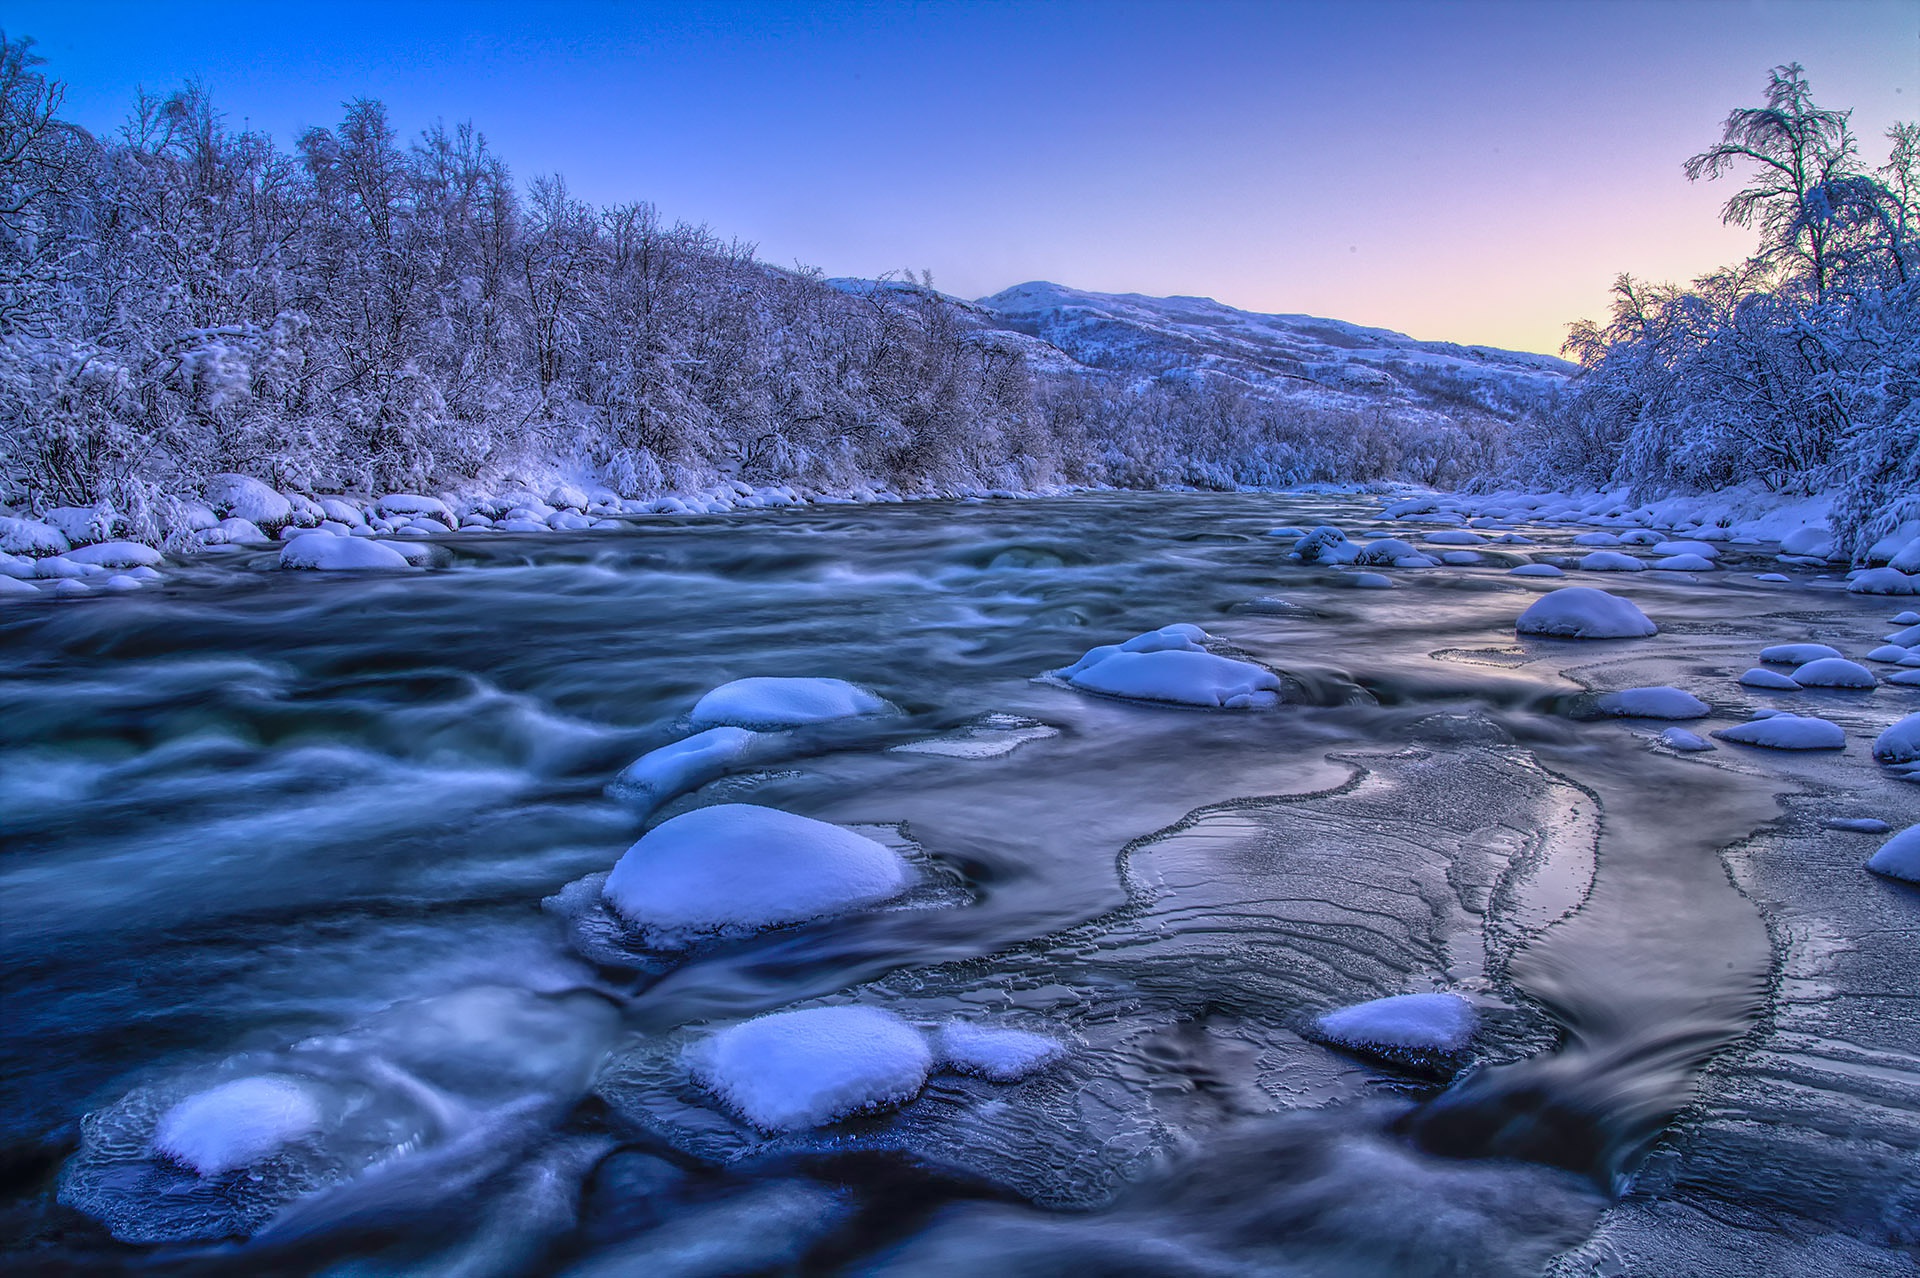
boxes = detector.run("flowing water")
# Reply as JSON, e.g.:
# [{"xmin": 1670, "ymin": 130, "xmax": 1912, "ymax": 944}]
[{"xmin": 1, "ymin": 492, "xmax": 1915, "ymax": 1276}]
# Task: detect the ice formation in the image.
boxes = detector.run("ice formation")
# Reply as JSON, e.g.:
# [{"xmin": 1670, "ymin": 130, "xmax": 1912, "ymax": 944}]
[
  {"xmin": 688, "ymin": 677, "xmax": 893, "ymax": 729},
  {"xmin": 1514, "ymin": 587, "xmax": 1656, "ymax": 639},
  {"xmin": 688, "ymin": 1006, "xmax": 933, "ymax": 1131}
]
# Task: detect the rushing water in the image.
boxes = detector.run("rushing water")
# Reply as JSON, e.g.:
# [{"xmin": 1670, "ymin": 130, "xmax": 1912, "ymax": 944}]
[{"xmin": 1, "ymin": 492, "xmax": 1915, "ymax": 1276}]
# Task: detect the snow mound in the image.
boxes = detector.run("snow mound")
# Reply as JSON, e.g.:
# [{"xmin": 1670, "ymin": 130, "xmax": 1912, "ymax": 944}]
[
  {"xmin": 64, "ymin": 541, "xmax": 164, "ymax": 568},
  {"xmin": 375, "ymin": 493, "xmax": 455, "ymax": 522},
  {"xmin": 0, "ymin": 516, "xmax": 68, "ymax": 556},
  {"xmin": 1509, "ymin": 563, "xmax": 1564, "ymax": 578},
  {"xmin": 151, "ymin": 1077, "xmax": 323, "ymax": 1176},
  {"xmin": 1849, "ymin": 568, "xmax": 1919, "ymax": 596},
  {"xmin": 0, "ymin": 576, "xmax": 39, "ymax": 598},
  {"xmin": 609, "ymin": 726, "xmax": 758, "ymax": 811},
  {"xmin": 1423, "ymin": 530, "xmax": 1487, "ymax": 546},
  {"xmin": 1891, "ymin": 670, "xmax": 1920, "ymax": 687},
  {"xmin": 1874, "ymin": 714, "xmax": 1920, "ymax": 763},
  {"xmin": 1761, "ymin": 642, "xmax": 1842, "ymax": 665},
  {"xmin": 689, "ymin": 677, "xmax": 893, "ymax": 729},
  {"xmin": 1712, "ymin": 714, "xmax": 1846, "ymax": 750},
  {"xmin": 1887, "ymin": 624, "xmax": 1920, "ymax": 647},
  {"xmin": 1660, "ymin": 728, "xmax": 1714, "ymax": 752},
  {"xmin": 1351, "ymin": 572, "xmax": 1393, "ymax": 589},
  {"xmin": 602, "ymin": 804, "xmax": 911, "ymax": 945},
  {"xmin": 1790, "ymin": 658, "xmax": 1877, "ymax": 689},
  {"xmin": 278, "ymin": 535, "xmax": 414, "ymax": 571},
  {"xmin": 936, "ymin": 1022, "xmax": 1066, "ymax": 1081},
  {"xmin": 1515, "ymin": 587, "xmax": 1656, "ymax": 639},
  {"xmin": 1892, "ymin": 541, "xmax": 1920, "ymax": 574},
  {"xmin": 1315, "ymin": 993, "xmax": 1477, "ymax": 1062},
  {"xmin": 204, "ymin": 475, "xmax": 292, "ymax": 527},
  {"xmin": 1291, "ymin": 526, "xmax": 1357, "ymax": 564},
  {"xmin": 1353, "ymin": 538, "xmax": 1423, "ymax": 566},
  {"xmin": 1598, "ymin": 687, "xmax": 1710, "ymax": 719},
  {"xmin": 1826, "ymin": 817, "xmax": 1890, "ymax": 833},
  {"xmin": 1892, "ymin": 611, "xmax": 1920, "ymax": 626},
  {"xmin": 1578, "ymin": 551, "xmax": 1644, "ymax": 572},
  {"xmin": 1652, "ymin": 540, "xmax": 1719, "ymax": 558},
  {"xmin": 1869, "ymin": 645, "xmax": 1911, "ymax": 663},
  {"xmin": 1754, "ymin": 573, "xmax": 1790, "ymax": 583},
  {"xmin": 1866, "ymin": 825, "xmax": 1920, "ymax": 883},
  {"xmin": 689, "ymin": 1006, "xmax": 932, "ymax": 1131},
  {"xmin": 1572, "ymin": 532, "xmax": 1621, "ymax": 547},
  {"xmin": 1065, "ymin": 641, "xmax": 1281, "ymax": 709},
  {"xmin": 1739, "ymin": 667, "xmax": 1801, "ymax": 690},
  {"xmin": 1652, "ymin": 554, "xmax": 1716, "ymax": 571}
]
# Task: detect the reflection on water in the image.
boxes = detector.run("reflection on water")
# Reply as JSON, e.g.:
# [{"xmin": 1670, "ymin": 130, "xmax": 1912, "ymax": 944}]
[{"xmin": 1, "ymin": 493, "xmax": 1914, "ymax": 1274}]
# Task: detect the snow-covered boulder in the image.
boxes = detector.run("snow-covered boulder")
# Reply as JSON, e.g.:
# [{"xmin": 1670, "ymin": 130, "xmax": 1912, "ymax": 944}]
[
  {"xmin": 1712, "ymin": 714, "xmax": 1846, "ymax": 750},
  {"xmin": 1868, "ymin": 645, "xmax": 1911, "ymax": 663},
  {"xmin": 1890, "ymin": 540, "xmax": 1920, "ymax": 575},
  {"xmin": 1874, "ymin": 714, "xmax": 1920, "ymax": 764},
  {"xmin": 0, "ymin": 575, "xmax": 41, "ymax": 597},
  {"xmin": 935, "ymin": 1022, "xmax": 1065, "ymax": 1081},
  {"xmin": 689, "ymin": 676, "xmax": 893, "ymax": 730},
  {"xmin": 547, "ymin": 484, "xmax": 590, "ymax": 511},
  {"xmin": 1848, "ymin": 568, "xmax": 1919, "ymax": 596},
  {"xmin": 1572, "ymin": 531, "xmax": 1621, "ymax": 547},
  {"xmin": 1351, "ymin": 572, "xmax": 1393, "ymax": 589},
  {"xmin": 1891, "ymin": 611, "xmax": 1920, "ymax": 626},
  {"xmin": 1790, "ymin": 658, "xmax": 1877, "ymax": 689},
  {"xmin": 1738, "ymin": 668, "xmax": 1801, "ymax": 690},
  {"xmin": 1660, "ymin": 727, "xmax": 1715, "ymax": 752},
  {"xmin": 33, "ymin": 555, "xmax": 100, "ymax": 579},
  {"xmin": 1423, "ymin": 530, "xmax": 1487, "ymax": 546},
  {"xmin": 316, "ymin": 497, "xmax": 368, "ymax": 526},
  {"xmin": 0, "ymin": 516, "xmax": 68, "ymax": 556},
  {"xmin": 1887, "ymin": 624, "xmax": 1920, "ymax": 648},
  {"xmin": 1779, "ymin": 526, "xmax": 1836, "ymax": 559},
  {"xmin": 1577, "ymin": 551, "xmax": 1644, "ymax": 572},
  {"xmin": 602, "ymin": 804, "xmax": 911, "ymax": 945},
  {"xmin": 152, "ymin": 1076, "xmax": 323, "ymax": 1176},
  {"xmin": 1618, "ymin": 530, "xmax": 1662, "ymax": 546},
  {"xmin": 1598, "ymin": 687, "xmax": 1710, "ymax": 719},
  {"xmin": 1292, "ymin": 525, "xmax": 1358, "ymax": 564},
  {"xmin": 1866, "ymin": 825, "xmax": 1920, "ymax": 883},
  {"xmin": 278, "ymin": 535, "xmax": 414, "ymax": 571},
  {"xmin": 205, "ymin": 517, "xmax": 272, "ymax": 546},
  {"xmin": 374, "ymin": 493, "xmax": 454, "ymax": 523},
  {"xmin": 1063, "ymin": 630, "xmax": 1281, "ymax": 709},
  {"xmin": 1314, "ymin": 993, "xmax": 1477, "ymax": 1066},
  {"xmin": 688, "ymin": 1006, "xmax": 932, "ymax": 1131},
  {"xmin": 64, "ymin": 541, "xmax": 164, "ymax": 569},
  {"xmin": 1353, "ymin": 538, "xmax": 1422, "ymax": 566},
  {"xmin": 42, "ymin": 506, "xmax": 114, "ymax": 545},
  {"xmin": 1652, "ymin": 554, "xmax": 1717, "ymax": 571},
  {"xmin": 1509, "ymin": 563, "xmax": 1564, "ymax": 578},
  {"xmin": 205, "ymin": 475, "xmax": 292, "ymax": 528},
  {"xmin": 1515, "ymin": 587, "xmax": 1656, "ymax": 639},
  {"xmin": 608, "ymin": 726, "xmax": 758, "ymax": 812},
  {"xmin": 1652, "ymin": 540, "xmax": 1718, "ymax": 559},
  {"xmin": 1760, "ymin": 643, "xmax": 1842, "ymax": 665}
]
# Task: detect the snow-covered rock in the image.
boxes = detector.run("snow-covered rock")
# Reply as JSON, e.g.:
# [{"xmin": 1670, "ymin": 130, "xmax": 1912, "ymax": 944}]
[
  {"xmin": 1314, "ymin": 993, "xmax": 1477, "ymax": 1064},
  {"xmin": 63, "ymin": 541, "xmax": 164, "ymax": 569},
  {"xmin": 1598, "ymin": 687, "xmax": 1710, "ymax": 719},
  {"xmin": 0, "ymin": 516, "xmax": 68, "ymax": 556},
  {"xmin": 1652, "ymin": 553, "xmax": 1717, "ymax": 571},
  {"xmin": 0, "ymin": 575, "xmax": 41, "ymax": 597},
  {"xmin": 602, "ymin": 804, "xmax": 911, "ymax": 945},
  {"xmin": 1652, "ymin": 540, "xmax": 1719, "ymax": 558},
  {"xmin": 1891, "ymin": 611, "xmax": 1920, "ymax": 627},
  {"xmin": 278, "ymin": 535, "xmax": 414, "ymax": 571},
  {"xmin": 151, "ymin": 1076, "xmax": 323, "ymax": 1176},
  {"xmin": 1514, "ymin": 587, "xmax": 1656, "ymax": 639},
  {"xmin": 204, "ymin": 475, "xmax": 293, "ymax": 528},
  {"xmin": 1849, "ymin": 568, "xmax": 1919, "ymax": 596},
  {"xmin": 1712, "ymin": 714, "xmax": 1846, "ymax": 750},
  {"xmin": 1660, "ymin": 727, "xmax": 1715, "ymax": 752},
  {"xmin": 1826, "ymin": 817, "xmax": 1891, "ymax": 833},
  {"xmin": 1890, "ymin": 540, "xmax": 1920, "ymax": 574},
  {"xmin": 1760, "ymin": 643, "xmax": 1842, "ymax": 665},
  {"xmin": 1423, "ymin": 530, "xmax": 1487, "ymax": 546},
  {"xmin": 1779, "ymin": 527, "xmax": 1836, "ymax": 559},
  {"xmin": 33, "ymin": 555, "xmax": 100, "ymax": 579},
  {"xmin": 1509, "ymin": 563, "xmax": 1564, "ymax": 578},
  {"xmin": 317, "ymin": 497, "xmax": 368, "ymax": 526},
  {"xmin": 1874, "ymin": 714, "xmax": 1920, "ymax": 764},
  {"xmin": 1866, "ymin": 825, "xmax": 1920, "ymax": 882},
  {"xmin": 1572, "ymin": 531, "xmax": 1621, "ymax": 547},
  {"xmin": 1578, "ymin": 551, "xmax": 1644, "ymax": 572},
  {"xmin": 688, "ymin": 1006, "xmax": 932, "ymax": 1131},
  {"xmin": 1887, "ymin": 624, "xmax": 1920, "ymax": 648},
  {"xmin": 1351, "ymin": 572, "xmax": 1393, "ymax": 589},
  {"xmin": 1754, "ymin": 572, "xmax": 1791, "ymax": 583},
  {"xmin": 205, "ymin": 517, "xmax": 272, "ymax": 546},
  {"xmin": 609, "ymin": 726, "xmax": 758, "ymax": 811},
  {"xmin": 688, "ymin": 676, "xmax": 893, "ymax": 729},
  {"xmin": 1292, "ymin": 525, "xmax": 1357, "ymax": 564},
  {"xmin": 935, "ymin": 1022, "xmax": 1065, "ymax": 1081},
  {"xmin": 374, "ymin": 493, "xmax": 454, "ymax": 522},
  {"xmin": 1868, "ymin": 645, "xmax": 1911, "ymax": 663},
  {"xmin": 1790, "ymin": 658, "xmax": 1877, "ymax": 689},
  {"xmin": 1738, "ymin": 667, "xmax": 1801, "ymax": 690},
  {"xmin": 1063, "ymin": 633, "xmax": 1281, "ymax": 709},
  {"xmin": 1353, "ymin": 538, "xmax": 1422, "ymax": 566}
]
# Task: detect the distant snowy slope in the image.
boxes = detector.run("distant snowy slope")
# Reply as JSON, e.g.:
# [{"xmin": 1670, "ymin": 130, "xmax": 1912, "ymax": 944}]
[{"xmin": 975, "ymin": 281, "xmax": 1573, "ymax": 417}]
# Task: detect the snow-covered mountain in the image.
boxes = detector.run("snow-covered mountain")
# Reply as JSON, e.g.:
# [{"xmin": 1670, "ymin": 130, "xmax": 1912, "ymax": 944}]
[{"xmin": 974, "ymin": 281, "xmax": 1573, "ymax": 417}]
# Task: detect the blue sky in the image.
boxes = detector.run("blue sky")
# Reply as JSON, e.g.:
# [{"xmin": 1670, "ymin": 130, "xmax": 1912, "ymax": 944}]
[{"xmin": 10, "ymin": 1, "xmax": 1912, "ymax": 353}]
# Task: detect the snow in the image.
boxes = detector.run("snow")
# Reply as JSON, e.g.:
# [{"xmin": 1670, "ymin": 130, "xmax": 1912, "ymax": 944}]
[
  {"xmin": 0, "ymin": 575, "xmax": 41, "ymax": 597},
  {"xmin": 1866, "ymin": 825, "xmax": 1920, "ymax": 883},
  {"xmin": 1738, "ymin": 668, "xmax": 1801, "ymax": 690},
  {"xmin": 1754, "ymin": 573, "xmax": 1791, "ymax": 583},
  {"xmin": 1315, "ymin": 993, "xmax": 1477, "ymax": 1057},
  {"xmin": 1598, "ymin": 687, "xmax": 1711, "ymax": 719},
  {"xmin": 375, "ymin": 493, "xmax": 455, "ymax": 522},
  {"xmin": 602, "ymin": 803, "xmax": 911, "ymax": 945},
  {"xmin": 1891, "ymin": 670, "xmax": 1920, "ymax": 687},
  {"xmin": 1826, "ymin": 817, "xmax": 1891, "ymax": 833},
  {"xmin": 935, "ymin": 1022, "xmax": 1065, "ymax": 1081},
  {"xmin": 1891, "ymin": 540, "xmax": 1920, "ymax": 574},
  {"xmin": 151, "ymin": 1076, "xmax": 323, "ymax": 1176},
  {"xmin": 1892, "ymin": 611, "xmax": 1920, "ymax": 626},
  {"xmin": 277, "ymin": 535, "xmax": 414, "ymax": 571},
  {"xmin": 1351, "ymin": 572, "xmax": 1394, "ymax": 589},
  {"xmin": 1439, "ymin": 550, "xmax": 1482, "ymax": 565},
  {"xmin": 1887, "ymin": 624, "xmax": 1920, "ymax": 648},
  {"xmin": 1869, "ymin": 645, "xmax": 1911, "ymax": 663},
  {"xmin": 1509, "ymin": 563, "xmax": 1564, "ymax": 577},
  {"xmin": 1291, "ymin": 526, "xmax": 1357, "ymax": 564},
  {"xmin": 1063, "ymin": 636, "xmax": 1281, "ymax": 709},
  {"xmin": 64, "ymin": 541, "xmax": 164, "ymax": 568},
  {"xmin": 1660, "ymin": 728, "xmax": 1715, "ymax": 752},
  {"xmin": 1873, "ymin": 714, "xmax": 1920, "ymax": 763},
  {"xmin": 1353, "ymin": 538, "xmax": 1428, "ymax": 566},
  {"xmin": 1578, "ymin": 551, "xmax": 1645, "ymax": 572},
  {"xmin": 33, "ymin": 555, "xmax": 97, "ymax": 579},
  {"xmin": 1572, "ymin": 531, "xmax": 1621, "ymax": 547},
  {"xmin": 1514, "ymin": 587, "xmax": 1656, "ymax": 639},
  {"xmin": 1652, "ymin": 554, "xmax": 1717, "ymax": 571},
  {"xmin": 689, "ymin": 677, "xmax": 893, "ymax": 730},
  {"xmin": 1760, "ymin": 643, "xmax": 1842, "ymax": 665},
  {"xmin": 688, "ymin": 1006, "xmax": 933, "ymax": 1131},
  {"xmin": 1712, "ymin": 714, "xmax": 1847, "ymax": 750},
  {"xmin": 204, "ymin": 475, "xmax": 292, "ymax": 528},
  {"xmin": 0, "ymin": 516, "xmax": 68, "ymax": 556},
  {"xmin": 1652, "ymin": 540, "xmax": 1719, "ymax": 558},
  {"xmin": 609, "ymin": 727, "xmax": 758, "ymax": 811},
  {"xmin": 1789, "ymin": 658, "xmax": 1877, "ymax": 689},
  {"xmin": 1422, "ymin": 530, "xmax": 1487, "ymax": 546},
  {"xmin": 1848, "ymin": 568, "xmax": 1919, "ymax": 596}
]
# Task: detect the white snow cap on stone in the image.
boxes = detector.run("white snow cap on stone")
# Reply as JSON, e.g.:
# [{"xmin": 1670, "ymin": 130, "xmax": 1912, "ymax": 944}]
[
  {"xmin": 936, "ymin": 1022, "xmax": 1066, "ymax": 1081},
  {"xmin": 688, "ymin": 1006, "xmax": 933, "ymax": 1131},
  {"xmin": 1874, "ymin": 713, "xmax": 1920, "ymax": 764},
  {"xmin": 1598, "ymin": 687, "xmax": 1710, "ymax": 719},
  {"xmin": 1738, "ymin": 667, "xmax": 1801, "ymax": 690},
  {"xmin": 152, "ymin": 1076, "xmax": 323, "ymax": 1176},
  {"xmin": 609, "ymin": 726, "xmax": 758, "ymax": 811},
  {"xmin": 1866, "ymin": 825, "xmax": 1920, "ymax": 883},
  {"xmin": 1712, "ymin": 714, "xmax": 1846, "ymax": 750},
  {"xmin": 1063, "ymin": 626, "xmax": 1281, "ymax": 709},
  {"xmin": 1848, "ymin": 568, "xmax": 1919, "ymax": 596},
  {"xmin": 1291, "ymin": 526, "xmax": 1358, "ymax": 564},
  {"xmin": 1789, "ymin": 657, "xmax": 1876, "ymax": 689},
  {"xmin": 1509, "ymin": 563, "xmax": 1564, "ymax": 578},
  {"xmin": 1316, "ymin": 993, "xmax": 1477, "ymax": 1055},
  {"xmin": 1652, "ymin": 554, "xmax": 1717, "ymax": 572},
  {"xmin": 0, "ymin": 516, "xmax": 69, "ymax": 556},
  {"xmin": 63, "ymin": 541, "xmax": 164, "ymax": 568},
  {"xmin": 1578, "ymin": 551, "xmax": 1644, "ymax": 572},
  {"xmin": 1515, "ymin": 587, "xmax": 1656, "ymax": 639},
  {"xmin": 278, "ymin": 534, "xmax": 414, "ymax": 571},
  {"xmin": 603, "ymin": 803, "xmax": 911, "ymax": 945},
  {"xmin": 1660, "ymin": 727, "xmax": 1715, "ymax": 752},
  {"xmin": 689, "ymin": 676, "xmax": 893, "ymax": 730},
  {"xmin": 204, "ymin": 475, "xmax": 293, "ymax": 527}
]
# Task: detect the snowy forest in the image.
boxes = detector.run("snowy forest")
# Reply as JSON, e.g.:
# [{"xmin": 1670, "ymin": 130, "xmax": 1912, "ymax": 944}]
[{"xmin": 0, "ymin": 39, "xmax": 1913, "ymax": 550}]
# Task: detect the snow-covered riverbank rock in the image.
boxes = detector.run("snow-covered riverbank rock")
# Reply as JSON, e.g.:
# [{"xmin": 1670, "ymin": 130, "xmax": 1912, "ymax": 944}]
[
  {"xmin": 1598, "ymin": 687, "xmax": 1711, "ymax": 719},
  {"xmin": 1515, "ymin": 587, "xmax": 1656, "ymax": 639},
  {"xmin": 278, "ymin": 535, "xmax": 415, "ymax": 571},
  {"xmin": 0, "ymin": 516, "xmax": 68, "ymax": 556},
  {"xmin": 934, "ymin": 1022, "xmax": 1065, "ymax": 1081},
  {"xmin": 1314, "ymin": 993, "xmax": 1477, "ymax": 1067},
  {"xmin": 688, "ymin": 1006, "xmax": 933, "ymax": 1131},
  {"xmin": 1866, "ymin": 825, "xmax": 1920, "ymax": 883},
  {"xmin": 1712, "ymin": 714, "xmax": 1847, "ymax": 750},
  {"xmin": 688, "ymin": 676, "xmax": 894, "ymax": 729},
  {"xmin": 64, "ymin": 541, "xmax": 165, "ymax": 569},
  {"xmin": 1061, "ymin": 625, "xmax": 1281, "ymax": 708},
  {"xmin": 1509, "ymin": 563, "xmax": 1564, "ymax": 578},
  {"xmin": 205, "ymin": 475, "xmax": 293, "ymax": 528},
  {"xmin": 1848, "ymin": 568, "xmax": 1919, "ymax": 596},
  {"xmin": 151, "ymin": 1076, "xmax": 324, "ymax": 1176},
  {"xmin": 1873, "ymin": 714, "xmax": 1920, "ymax": 764},
  {"xmin": 602, "ymin": 804, "xmax": 911, "ymax": 945}
]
